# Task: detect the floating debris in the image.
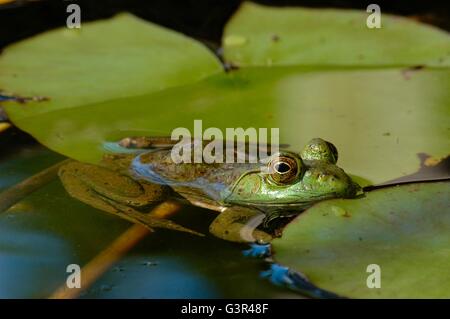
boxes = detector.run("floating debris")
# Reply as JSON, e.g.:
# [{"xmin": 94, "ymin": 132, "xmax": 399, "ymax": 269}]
[{"xmin": 141, "ymin": 261, "xmax": 159, "ymax": 267}]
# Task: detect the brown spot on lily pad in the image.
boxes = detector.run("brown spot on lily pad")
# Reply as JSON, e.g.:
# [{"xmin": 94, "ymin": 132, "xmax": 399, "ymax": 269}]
[
  {"xmin": 424, "ymin": 157, "xmax": 442, "ymax": 167},
  {"xmin": 401, "ymin": 65, "xmax": 425, "ymax": 80},
  {"xmin": 332, "ymin": 206, "xmax": 351, "ymax": 218}
]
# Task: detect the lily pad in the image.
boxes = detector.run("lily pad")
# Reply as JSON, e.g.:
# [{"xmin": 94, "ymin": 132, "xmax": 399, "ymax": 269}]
[
  {"xmin": 0, "ymin": 13, "xmax": 222, "ymax": 120},
  {"xmin": 1, "ymin": 6, "xmax": 449, "ymax": 185},
  {"xmin": 223, "ymin": 2, "xmax": 450, "ymax": 67},
  {"xmin": 272, "ymin": 181, "xmax": 450, "ymax": 298}
]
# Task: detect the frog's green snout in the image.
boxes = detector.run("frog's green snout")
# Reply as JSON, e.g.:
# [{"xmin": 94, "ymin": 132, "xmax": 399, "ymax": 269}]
[{"xmin": 334, "ymin": 168, "xmax": 361, "ymax": 198}]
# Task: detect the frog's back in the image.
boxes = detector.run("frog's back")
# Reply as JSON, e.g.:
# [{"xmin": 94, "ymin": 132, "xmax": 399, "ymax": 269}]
[{"xmin": 130, "ymin": 149, "xmax": 262, "ymax": 203}]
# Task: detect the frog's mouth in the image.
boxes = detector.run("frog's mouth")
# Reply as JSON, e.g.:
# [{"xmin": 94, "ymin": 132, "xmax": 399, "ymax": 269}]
[{"xmin": 226, "ymin": 192, "xmax": 337, "ymax": 207}]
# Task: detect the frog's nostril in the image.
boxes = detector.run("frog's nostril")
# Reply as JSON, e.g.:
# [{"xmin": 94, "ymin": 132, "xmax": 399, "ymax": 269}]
[{"xmin": 346, "ymin": 181, "xmax": 361, "ymax": 198}]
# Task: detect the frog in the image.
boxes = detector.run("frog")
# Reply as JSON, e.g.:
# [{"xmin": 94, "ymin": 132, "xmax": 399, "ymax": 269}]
[{"xmin": 58, "ymin": 137, "xmax": 360, "ymax": 243}]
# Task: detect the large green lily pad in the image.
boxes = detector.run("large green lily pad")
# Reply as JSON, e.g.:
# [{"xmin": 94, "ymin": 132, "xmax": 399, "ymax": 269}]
[
  {"xmin": 0, "ymin": 13, "xmax": 222, "ymax": 119},
  {"xmin": 1, "ymin": 4, "xmax": 449, "ymax": 186},
  {"xmin": 272, "ymin": 182, "xmax": 450, "ymax": 298},
  {"xmin": 223, "ymin": 2, "xmax": 450, "ymax": 67}
]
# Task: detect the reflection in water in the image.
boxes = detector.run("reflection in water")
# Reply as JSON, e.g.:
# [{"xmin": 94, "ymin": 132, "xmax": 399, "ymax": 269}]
[
  {"xmin": 0, "ymin": 224, "xmax": 73, "ymax": 298},
  {"xmin": 80, "ymin": 256, "xmax": 220, "ymax": 299}
]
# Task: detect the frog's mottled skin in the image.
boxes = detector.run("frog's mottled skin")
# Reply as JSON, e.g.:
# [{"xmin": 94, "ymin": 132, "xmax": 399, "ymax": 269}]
[{"xmin": 59, "ymin": 138, "xmax": 360, "ymax": 243}]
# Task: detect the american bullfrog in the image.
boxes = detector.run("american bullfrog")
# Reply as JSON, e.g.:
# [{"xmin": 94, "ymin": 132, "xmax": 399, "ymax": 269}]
[{"xmin": 59, "ymin": 138, "xmax": 360, "ymax": 243}]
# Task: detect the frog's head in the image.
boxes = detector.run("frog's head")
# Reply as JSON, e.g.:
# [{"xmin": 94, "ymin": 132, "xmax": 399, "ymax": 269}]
[{"xmin": 224, "ymin": 139, "xmax": 360, "ymax": 208}]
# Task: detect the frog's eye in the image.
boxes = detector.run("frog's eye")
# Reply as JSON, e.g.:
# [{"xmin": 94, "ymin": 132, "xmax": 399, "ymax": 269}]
[
  {"xmin": 300, "ymin": 138, "xmax": 338, "ymax": 164},
  {"xmin": 268, "ymin": 155, "xmax": 302, "ymax": 185}
]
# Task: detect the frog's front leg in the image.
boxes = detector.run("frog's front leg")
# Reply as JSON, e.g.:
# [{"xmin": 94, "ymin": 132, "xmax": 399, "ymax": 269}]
[
  {"xmin": 209, "ymin": 207, "xmax": 272, "ymax": 243},
  {"xmin": 58, "ymin": 161, "xmax": 203, "ymax": 236}
]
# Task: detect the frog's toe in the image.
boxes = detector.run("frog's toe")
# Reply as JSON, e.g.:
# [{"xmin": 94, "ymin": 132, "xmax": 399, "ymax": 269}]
[
  {"xmin": 243, "ymin": 243, "xmax": 272, "ymax": 258},
  {"xmin": 261, "ymin": 264, "xmax": 342, "ymax": 299},
  {"xmin": 261, "ymin": 264, "xmax": 293, "ymax": 287}
]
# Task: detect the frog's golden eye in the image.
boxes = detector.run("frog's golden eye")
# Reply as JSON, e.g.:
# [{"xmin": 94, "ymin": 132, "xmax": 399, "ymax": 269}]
[{"xmin": 268, "ymin": 155, "xmax": 302, "ymax": 185}]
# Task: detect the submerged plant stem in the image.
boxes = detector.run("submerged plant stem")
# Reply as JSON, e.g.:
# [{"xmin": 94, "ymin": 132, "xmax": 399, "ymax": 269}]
[
  {"xmin": 0, "ymin": 159, "xmax": 69, "ymax": 213},
  {"xmin": 49, "ymin": 201, "xmax": 183, "ymax": 299}
]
